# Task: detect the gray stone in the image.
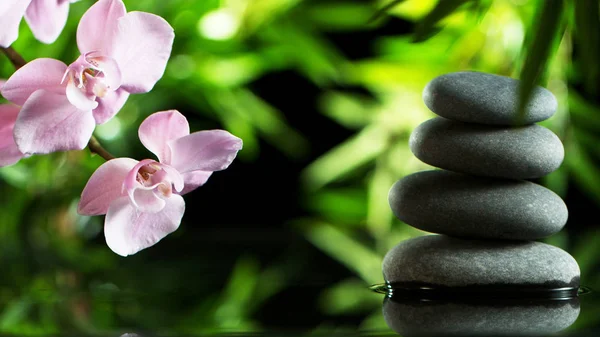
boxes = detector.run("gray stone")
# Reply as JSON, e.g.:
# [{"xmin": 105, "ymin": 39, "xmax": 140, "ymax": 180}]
[
  {"xmin": 423, "ymin": 71, "xmax": 557, "ymax": 125},
  {"xmin": 388, "ymin": 170, "xmax": 568, "ymax": 240},
  {"xmin": 383, "ymin": 297, "xmax": 580, "ymax": 336},
  {"xmin": 382, "ymin": 235, "xmax": 580, "ymax": 288},
  {"xmin": 409, "ymin": 117, "xmax": 564, "ymax": 179}
]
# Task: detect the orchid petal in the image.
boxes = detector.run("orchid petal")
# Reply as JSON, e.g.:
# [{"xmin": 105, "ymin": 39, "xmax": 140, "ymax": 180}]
[
  {"xmin": 123, "ymin": 160, "xmax": 183, "ymax": 211},
  {"xmin": 0, "ymin": 104, "xmax": 23, "ymax": 167},
  {"xmin": 168, "ymin": 130, "xmax": 243, "ymax": 173},
  {"xmin": 14, "ymin": 90, "xmax": 95, "ymax": 154},
  {"xmin": 76, "ymin": 0, "xmax": 125, "ymax": 55},
  {"xmin": 123, "ymin": 159, "xmax": 155, "ymax": 193},
  {"xmin": 66, "ymin": 79, "xmax": 98, "ymax": 110},
  {"xmin": 78, "ymin": 158, "xmax": 138, "ymax": 215},
  {"xmin": 86, "ymin": 52, "xmax": 122, "ymax": 89},
  {"xmin": 123, "ymin": 159, "xmax": 153, "ymax": 192},
  {"xmin": 132, "ymin": 188, "xmax": 166, "ymax": 213},
  {"xmin": 104, "ymin": 194, "xmax": 185, "ymax": 257},
  {"xmin": 160, "ymin": 163, "xmax": 184, "ymax": 192},
  {"xmin": 24, "ymin": 0, "xmax": 70, "ymax": 44},
  {"xmin": 0, "ymin": 0, "xmax": 30, "ymax": 48},
  {"xmin": 123, "ymin": 159, "xmax": 166, "ymax": 212},
  {"xmin": 112, "ymin": 11, "xmax": 174, "ymax": 93},
  {"xmin": 92, "ymin": 88, "xmax": 129, "ymax": 124},
  {"xmin": 138, "ymin": 110, "xmax": 189, "ymax": 164},
  {"xmin": 1, "ymin": 58, "xmax": 67, "ymax": 105},
  {"xmin": 179, "ymin": 171, "xmax": 213, "ymax": 195}
]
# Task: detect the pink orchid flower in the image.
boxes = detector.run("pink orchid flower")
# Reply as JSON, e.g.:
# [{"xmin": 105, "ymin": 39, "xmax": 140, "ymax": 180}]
[
  {"xmin": 0, "ymin": 0, "xmax": 78, "ymax": 47},
  {"xmin": 78, "ymin": 110, "xmax": 243, "ymax": 256},
  {"xmin": 0, "ymin": 0, "xmax": 174, "ymax": 155},
  {"xmin": 0, "ymin": 80, "xmax": 24, "ymax": 167},
  {"xmin": 0, "ymin": 103, "xmax": 24, "ymax": 167}
]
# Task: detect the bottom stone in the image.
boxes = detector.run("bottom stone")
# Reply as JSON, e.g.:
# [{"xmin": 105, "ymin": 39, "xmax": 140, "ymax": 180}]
[
  {"xmin": 383, "ymin": 235, "xmax": 580, "ymax": 288},
  {"xmin": 383, "ymin": 297, "xmax": 580, "ymax": 336}
]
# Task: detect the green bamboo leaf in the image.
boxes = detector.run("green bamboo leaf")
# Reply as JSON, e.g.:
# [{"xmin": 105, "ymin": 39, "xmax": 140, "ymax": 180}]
[
  {"xmin": 243, "ymin": 0, "xmax": 303, "ymax": 33},
  {"xmin": 574, "ymin": 0, "xmax": 600, "ymax": 95},
  {"xmin": 564, "ymin": 136, "xmax": 600, "ymax": 206},
  {"xmin": 366, "ymin": 162, "xmax": 396, "ymax": 239},
  {"xmin": 568, "ymin": 90, "xmax": 600, "ymax": 131},
  {"xmin": 572, "ymin": 127, "xmax": 600, "ymax": 160},
  {"xmin": 472, "ymin": 0, "xmax": 494, "ymax": 24},
  {"xmin": 301, "ymin": 220, "xmax": 383, "ymax": 284},
  {"xmin": 368, "ymin": 0, "xmax": 408, "ymax": 24},
  {"xmin": 360, "ymin": 309, "xmax": 390, "ymax": 331},
  {"xmin": 319, "ymin": 279, "xmax": 381, "ymax": 315},
  {"xmin": 541, "ymin": 230, "xmax": 568, "ymax": 250},
  {"xmin": 301, "ymin": 124, "xmax": 390, "ymax": 191},
  {"xmin": 233, "ymin": 89, "xmax": 309, "ymax": 158},
  {"xmin": 319, "ymin": 91, "xmax": 375, "ymax": 129},
  {"xmin": 213, "ymin": 256, "xmax": 260, "ymax": 327},
  {"xmin": 307, "ymin": 3, "xmax": 377, "ymax": 31},
  {"xmin": 541, "ymin": 165, "xmax": 568, "ymax": 198},
  {"xmin": 518, "ymin": 0, "xmax": 565, "ymax": 122},
  {"xmin": 304, "ymin": 189, "xmax": 367, "ymax": 224},
  {"xmin": 207, "ymin": 88, "xmax": 309, "ymax": 159},
  {"xmin": 260, "ymin": 24, "xmax": 345, "ymax": 86},
  {"xmin": 571, "ymin": 229, "xmax": 600, "ymax": 280},
  {"xmin": 0, "ymin": 299, "xmax": 31, "ymax": 329},
  {"xmin": 412, "ymin": 0, "xmax": 472, "ymax": 43}
]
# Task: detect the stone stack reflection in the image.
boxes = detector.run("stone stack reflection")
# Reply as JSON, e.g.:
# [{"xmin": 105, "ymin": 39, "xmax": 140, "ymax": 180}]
[{"xmin": 383, "ymin": 71, "xmax": 581, "ymax": 336}]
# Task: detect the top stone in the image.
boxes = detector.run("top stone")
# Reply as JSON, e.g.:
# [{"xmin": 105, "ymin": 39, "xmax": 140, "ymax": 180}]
[{"xmin": 423, "ymin": 71, "xmax": 557, "ymax": 125}]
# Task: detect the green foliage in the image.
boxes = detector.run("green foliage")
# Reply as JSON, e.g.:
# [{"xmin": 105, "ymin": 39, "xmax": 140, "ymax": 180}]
[
  {"xmin": 412, "ymin": 0, "xmax": 474, "ymax": 42},
  {"xmin": 517, "ymin": 0, "xmax": 566, "ymax": 123}
]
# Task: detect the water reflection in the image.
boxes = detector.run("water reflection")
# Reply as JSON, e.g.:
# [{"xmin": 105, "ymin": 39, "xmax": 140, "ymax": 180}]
[{"xmin": 383, "ymin": 296, "xmax": 580, "ymax": 336}]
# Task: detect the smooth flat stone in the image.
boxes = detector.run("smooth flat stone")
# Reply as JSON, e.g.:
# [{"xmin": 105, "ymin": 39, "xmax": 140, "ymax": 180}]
[
  {"xmin": 382, "ymin": 235, "xmax": 580, "ymax": 288},
  {"xmin": 383, "ymin": 297, "xmax": 580, "ymax": 336},
  {"xmin": 423, "ymin": 71, "xmax": 557, "ymax": 125},
  {"xmin": 409, "ymin": 117, "xmax": 564, "ymax": 179},
  {"xmin": 388, "ymin": 170, "xmax": 568, "ymax": 240}
]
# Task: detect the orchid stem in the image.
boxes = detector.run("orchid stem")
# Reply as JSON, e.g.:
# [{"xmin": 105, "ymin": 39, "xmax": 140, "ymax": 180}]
[
  {"xmin": 1, "ymin": 47, "xmax": 27, "ymax": 69},
  {"xmin": 88, "ymin": 136, "xmax": 115, "ymax": 161}
]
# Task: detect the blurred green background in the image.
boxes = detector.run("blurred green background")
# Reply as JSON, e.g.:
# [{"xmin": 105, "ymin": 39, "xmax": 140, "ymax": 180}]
[{"xmin": 1, "ymin": 0, "xmax": 600, "ymax": 335}]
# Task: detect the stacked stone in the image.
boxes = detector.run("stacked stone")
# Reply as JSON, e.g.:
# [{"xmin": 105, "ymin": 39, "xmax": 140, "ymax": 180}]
[{"xmin": 383, "ymin": 71, "xmax": 580, "ymax": 291}]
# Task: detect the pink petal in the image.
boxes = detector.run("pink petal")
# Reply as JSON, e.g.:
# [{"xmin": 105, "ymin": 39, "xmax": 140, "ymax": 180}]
[
  {"xmin": 138, "ymin": 110, "xmax": 189, "ymax": 164},
  {"xmin": 123, "ymin": 159, "xmax": 166, "ymax": 213},
  {"xmin": 112, "ymin": 11, "xmax": 174, "ymax": 93},
  {"xmin": 0, "ymin": 79, "xmax": 6, "ymax": 90},
  {"xmin": 168, "ymin": 130, "xmax": 243, "ymax": 174},
  {"xmin": 76, "ymin": 0, "xmax": 125, "ymax": 55},
  {"xmin": 179, "ymin": 170, "xmax": 212, "ymax": 195},
  {"xmin": 24, "ymin": 0, "xmax": 69, "ymax": 44},
  {"xmin": 123, "ymin": 159, "xmax": 154, "ymax": 192},
  {"xmin": 1, "ymin": 58, "xmax": 67, "ymax": 105},
  {"xmin": 14, "ymin": 89, "xmax": 95, "ymax": 154},
  {"xmin": 78, "ymin": 157, "xmax": 138, "ymax": 215},
  {"xmin": 66, "ymin": 79, "xmax": 98, "ymax": 110},
  {"xmin": 123, "ymin": 160, "xmax": 184, "ymax": 212},
  {"xmin": 132, "ymin": 188, "xmax": 166, "ymax": 213},
  {"xmin": 92, "ymin": 88, "xmax": 129, "ymax": 124},
  {"xmin": 160, "ymin": 163, "xmax": 184, "ymax": 192},
  {"xmin": 87, "ymin": 53, "xmax": 122, "ymax": 90},
  {"xmin": 0, "ymin": 0, "xmax": 30, "ymax": 48},
  {"xmin": 0, "ymin": 104, "xmax": 24, "ymax": 167},
  {"xmin": 104, "ymin": 194, "xmax": 185, "ymax": 257}
]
